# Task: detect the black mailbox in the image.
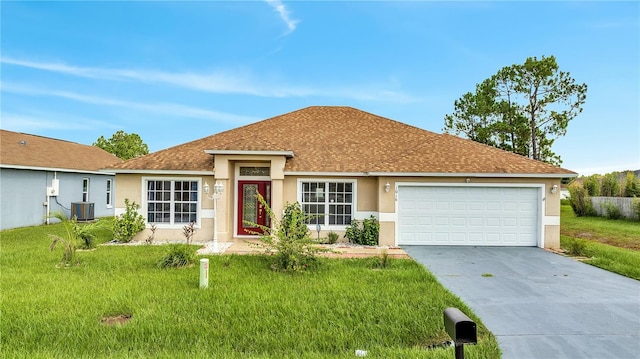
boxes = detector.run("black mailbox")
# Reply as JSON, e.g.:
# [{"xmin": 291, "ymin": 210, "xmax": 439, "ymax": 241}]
[{"xmin": 443, "ymin": 307, "xmax": 477, "ymax": 345}]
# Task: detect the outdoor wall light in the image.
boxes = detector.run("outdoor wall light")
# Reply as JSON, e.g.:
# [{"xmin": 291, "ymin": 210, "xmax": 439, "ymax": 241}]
[
  {"xmin": 204, "ymin": 181, "xmax": 224, "ymax": 197},
  {"xmin": 213, "ymin": 181, "xmax": 224, "ymax": 196},
  {"xmin": 550, "ymin": 184, "xmax": 559, "ymax": 194},
  {"xmin": 384, "ymin": 182, "xmax": 391, "ymax": 193}
]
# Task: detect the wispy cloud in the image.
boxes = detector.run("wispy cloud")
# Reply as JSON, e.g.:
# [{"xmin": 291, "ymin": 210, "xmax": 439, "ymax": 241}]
[
  {"xmin": 1, "ymin": 82, "xmax": 261, "ymax": 124},
  {"xmin": 1, "ymin": 112, "xmax": 119, "ymax": 132},
  {"xmin": 1, "ymin": 57, "xmax": 421, "ymax": 103},
  {"xmin": 265, "ymin": 0, "xmax": 299, "ymax": 35}
]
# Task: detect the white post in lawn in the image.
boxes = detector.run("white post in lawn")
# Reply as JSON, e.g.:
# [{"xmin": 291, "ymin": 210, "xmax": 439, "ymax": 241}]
[{"xmin": 199, "ymin": 258, "xmax": 209, "ymax": 289}]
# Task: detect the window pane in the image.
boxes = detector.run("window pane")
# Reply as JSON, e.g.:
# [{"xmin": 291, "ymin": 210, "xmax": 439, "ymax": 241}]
[{"xmin": 301, "ymin": 181, "xmax": 356, "ymax": 226}]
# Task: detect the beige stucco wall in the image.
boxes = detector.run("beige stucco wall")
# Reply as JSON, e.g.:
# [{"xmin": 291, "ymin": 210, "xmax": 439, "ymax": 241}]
[
  {"xmin": 114, "ymin": 173, "xmax": 217, "ymax": 242},
  {"xmin": 115, "ymin": 168, "xmax": 562, "ymax": 248}
]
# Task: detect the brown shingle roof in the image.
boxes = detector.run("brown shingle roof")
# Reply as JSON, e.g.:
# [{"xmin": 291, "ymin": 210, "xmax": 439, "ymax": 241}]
[
  {"xmin": 106, "ymin": 106, "xmax": 576, "ymax": 175},
  {"xmin": 1, "ymin": 130, "xmax": 122, "ymax": 172}
]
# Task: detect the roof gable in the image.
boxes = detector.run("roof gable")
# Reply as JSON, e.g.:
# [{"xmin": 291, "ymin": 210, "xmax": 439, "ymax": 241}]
[
  {"xmin": 1, "ymin": 130, "xmax": 122, "ymax": 172},
  {"xmin": 107, "ymin": 106, "xmax": 576, "ymax": 176}
]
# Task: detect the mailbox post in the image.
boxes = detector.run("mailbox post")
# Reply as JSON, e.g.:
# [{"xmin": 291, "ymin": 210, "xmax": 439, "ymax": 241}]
[{"xmin": 443, "ymin": 307, "xmax": 477, "ymax": 359}]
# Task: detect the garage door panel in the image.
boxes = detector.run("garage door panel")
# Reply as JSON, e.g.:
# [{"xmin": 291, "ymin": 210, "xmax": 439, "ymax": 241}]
[
  {"xmin": 452, "ymin": 233, "xmax": 467, "ymax": 243},
  {"xmin": 486, "ymin": 217, "xmax": 501, "ymax": 227},
  {"xmin": 468, "ymin": 217, "xmax": 483, "ymax": 227},
  {"xmin": 398, "ymin": 186, "xmax": 539, "ymax": 246},
  {"xmin": 469, "ymin": 201, "xmax": 484, "ymax": 211},
  {"xmin": 487, "ymin": 201, "xmax": 501, "ymax": 211},
  {"xmin": 503, "ymin": 217, "xmax": 518, "ymax": 227}
]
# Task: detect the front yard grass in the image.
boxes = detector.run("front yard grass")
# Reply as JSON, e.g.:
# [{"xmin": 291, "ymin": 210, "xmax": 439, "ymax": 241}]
[
  {"xmin": 1, "ymin": 222, "xmax": 500, "ymax": 358},
  {"xmin": 560, "ymin": 205, "xmax": 640, "ymax": 280}
]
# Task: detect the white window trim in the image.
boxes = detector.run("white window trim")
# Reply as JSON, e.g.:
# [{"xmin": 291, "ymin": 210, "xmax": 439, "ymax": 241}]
[
  {"xmin": 141, "ymin": 177, "xmax": 203, "ymax": 229},
  {"xmin": 106, "ymin": 179, "xmax": 113, "ymax": 208},
  {"xmin": 297, "ymin": 178, "xmax": 358, "ymax": 230}
]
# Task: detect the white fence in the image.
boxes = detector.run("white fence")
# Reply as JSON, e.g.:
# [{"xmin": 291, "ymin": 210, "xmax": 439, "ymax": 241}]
[{"xmin": 591, "ymin": 197, "xmax": 639, "ymax": 220}]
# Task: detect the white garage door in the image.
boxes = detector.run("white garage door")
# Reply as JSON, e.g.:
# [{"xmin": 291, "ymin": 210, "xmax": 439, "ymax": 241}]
[{"xmin": 398, "ymin": 186, "xmax": 539, "ymax": 246}]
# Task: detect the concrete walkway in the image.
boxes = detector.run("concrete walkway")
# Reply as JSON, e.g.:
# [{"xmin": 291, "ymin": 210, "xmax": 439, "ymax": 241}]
[
  {"xmin": 197, "ymin": 239, "xmax": 410, "ymax": 258},
  {"xmin": 403, "ymin": 246, "xmax": 640, "ymax": 359}
]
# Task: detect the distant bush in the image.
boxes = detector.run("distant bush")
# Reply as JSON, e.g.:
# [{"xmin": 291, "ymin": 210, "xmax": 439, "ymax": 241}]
[
  {"xmin": 583, "ymin": 175, "xmax": 600, "ymax": 196},
  {"xmin": 568, "ymin": 185, "xmax": 596, "ymax": 217},
  {"xmin": 600, "ymin": 172, "xmax": 620, "ymax": 197},
  {"xmin": 633, "ymin": 199, "xmax": 640, "ymax": 222},
  {"xmin": 624, "ymin": 172, "xmax": 640, "ymax": 197},
  {"xmin": 604, "ymin": 202, "xmax": 623, "ymax": 220}
]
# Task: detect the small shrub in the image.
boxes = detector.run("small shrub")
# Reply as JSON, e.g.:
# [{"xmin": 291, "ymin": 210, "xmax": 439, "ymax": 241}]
[
  {"xmin": 113, "ymin": 199, "xmax": 146, "ymax": 243},
  {"xmin": 145, "ymin": 224, "xmax": 157, "ymax": 245},
  {"xmin": 604, "ymin": 202, "xmax": 623, "ymax": 220},
  {"xmin": 345, "ymin": 216, "xmax": 379, "ymax": 245},
  {"xmin": 344, "ymin": 220, "xmax": 362, "ymax": 244},
  {"xmin": 327, "ymin": 231, "xmax": 339, "ymax": 244},
  {"xmin": 372, "ymin": 249, "xmax": 391, "ymax": 269},
  {"xmin": 250, "ymin": 196, "xmax": 325, "ymax": 272},
  {"xmin": 182, "ymin": 221, "xmax": 196, "ymax": 244},
  {"xmin": 362, "ymin": 216, "xmax": 380, "ymax": 246},
  {"xmin": 568, "ymin": 184, "xmax": 596, "ymax": 217},
  {"xmin": 282, "ymin": 202, "xmax": 310, "ymax": 240},
  {"xmin": 563, "ymin": 238, "xmax": 590, "ymax": 257},
  {"xmin": 157, "ymin": 244, "xmax": 196, "ymax": 268}
]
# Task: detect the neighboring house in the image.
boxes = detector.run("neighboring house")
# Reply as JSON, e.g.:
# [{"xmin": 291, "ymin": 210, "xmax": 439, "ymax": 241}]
[
  {"xmin": 104, "ymin": 106, "xmax": 576, "ymax": 248},
  {"xmin": 0, "ymin": 130, "xmax": 122, "ymax": 230}
]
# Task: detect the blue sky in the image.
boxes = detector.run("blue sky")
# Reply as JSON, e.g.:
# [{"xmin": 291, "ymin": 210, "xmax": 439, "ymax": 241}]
[{"xmin": 1, "ymin": 1, "xmax": 638, "ymax": 175}]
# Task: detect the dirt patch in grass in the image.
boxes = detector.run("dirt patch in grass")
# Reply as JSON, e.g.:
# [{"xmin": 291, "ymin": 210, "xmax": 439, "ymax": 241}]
[
  {"xmin": 100, "ymin": 314, "xmax": 132, "ymax": 326},
  {"xmin": 561, "ymin": 230, "xmax": 640, "ymax": 251}
]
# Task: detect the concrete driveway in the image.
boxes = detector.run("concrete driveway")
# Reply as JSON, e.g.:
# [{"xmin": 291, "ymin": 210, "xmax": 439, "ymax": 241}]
[{"xmin": 403, "ymin": 246, "xmax": 640, "ymax": 359}]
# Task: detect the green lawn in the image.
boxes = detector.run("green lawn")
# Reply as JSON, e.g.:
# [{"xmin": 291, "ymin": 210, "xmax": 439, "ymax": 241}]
[
  {"xmin": 560, "ymin": 205, "xmax": 640, "ymax": 280},
  {"xmin": 1, "ymin": 222, "xmax": 500, "ymax": 358}
]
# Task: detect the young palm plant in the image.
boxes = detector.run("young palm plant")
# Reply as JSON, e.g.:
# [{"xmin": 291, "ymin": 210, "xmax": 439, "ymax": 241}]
[{"xmin": 48, "ymin": 211, "xmax": 108, "ymax": 266}]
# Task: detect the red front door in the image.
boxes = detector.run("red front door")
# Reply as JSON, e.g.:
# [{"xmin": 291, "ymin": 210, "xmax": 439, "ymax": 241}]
[{"xmin": 237, "ymin": 181, "xmax": 271, "ymax": 235}]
